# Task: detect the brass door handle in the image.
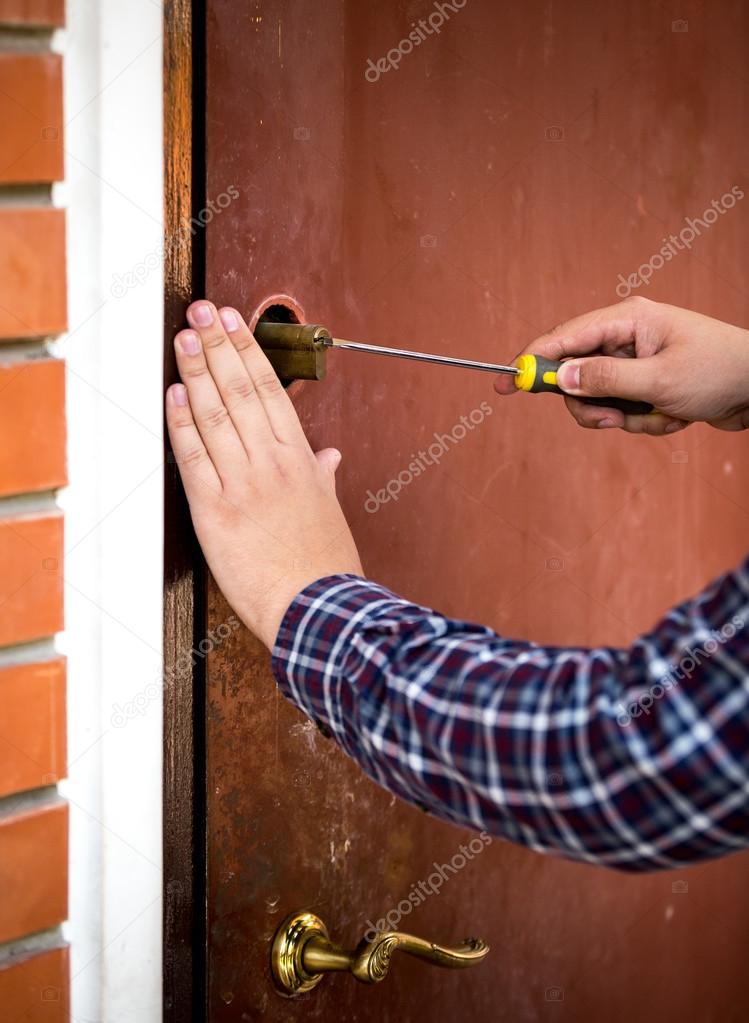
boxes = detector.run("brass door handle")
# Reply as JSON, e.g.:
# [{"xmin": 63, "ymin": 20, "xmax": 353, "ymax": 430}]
[{"xmin": 271, "ymin": 909, "xmax": 490, "ymax": 996}]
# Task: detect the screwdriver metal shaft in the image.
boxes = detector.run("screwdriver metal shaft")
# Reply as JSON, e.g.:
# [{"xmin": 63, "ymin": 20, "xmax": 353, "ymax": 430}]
[{"xmin": 324, "ymin": 337, "xmax": 520, "ymax": 376}]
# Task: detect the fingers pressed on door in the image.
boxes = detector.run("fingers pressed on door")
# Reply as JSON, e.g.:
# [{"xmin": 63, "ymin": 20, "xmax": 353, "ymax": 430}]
[
  {"xmin": 184, "ymin": 301, "xmax": 278, "ymax": 456},
  {"xmin": 216, "ymin": 306, "xmax": 309, "ymax": 447},
  {"xmin": 165, "ymin": 383, "xmax": 222, "ymax": 497},
  {"xmin": 173, "ymin": 327, "xmax": 251, "ymax": 485}
]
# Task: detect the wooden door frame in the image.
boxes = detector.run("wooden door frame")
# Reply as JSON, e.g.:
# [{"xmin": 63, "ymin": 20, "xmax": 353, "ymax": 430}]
[{"xmin": 163, "ymin": 1, "xmax": 208, "ymax": 1019}]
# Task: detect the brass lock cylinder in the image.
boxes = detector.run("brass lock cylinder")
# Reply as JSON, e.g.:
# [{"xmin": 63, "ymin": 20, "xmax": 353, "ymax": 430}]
[{"xmin": 254, "ymin": 320, "xmax": 330, "ymax": 381}]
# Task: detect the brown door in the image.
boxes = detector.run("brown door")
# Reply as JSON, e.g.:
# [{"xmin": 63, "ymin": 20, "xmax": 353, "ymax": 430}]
[{"xmin": 167, "ymin": 1, "xmax": 749, "ymax": 1019}]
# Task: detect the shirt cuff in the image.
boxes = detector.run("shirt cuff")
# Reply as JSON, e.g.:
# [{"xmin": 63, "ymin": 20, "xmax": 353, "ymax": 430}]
[{"xmin": 270, "ymin": 573, "xmax": 417, "ymax": 743}]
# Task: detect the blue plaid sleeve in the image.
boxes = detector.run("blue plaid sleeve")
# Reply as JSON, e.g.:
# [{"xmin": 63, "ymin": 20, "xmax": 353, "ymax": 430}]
[{"xmin": 271, "ymin": 558, "xmax": 749, "ymax": 871}]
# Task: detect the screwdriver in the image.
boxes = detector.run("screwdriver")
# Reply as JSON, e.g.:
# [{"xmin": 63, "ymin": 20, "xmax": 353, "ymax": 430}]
[
  {"xmin": 252, "ymin": 320, "xmax": 653, "ymax": 415},
  {"xmin": 323, "ymin": 336, "xmax": 654, "ymax": 415}
]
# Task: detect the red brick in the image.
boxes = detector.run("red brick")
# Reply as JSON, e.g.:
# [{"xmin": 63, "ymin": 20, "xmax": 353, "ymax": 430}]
[
  {"xmin": 0, "ymin": 209, "xmax": 67, "ymax": 339},
  {"xmin": 0, "ymin": 802, "xmax": 67, "ymax": 943},
  {"xmin": 0, "ymin": 54, "xmax": 63, "ymax": 184},
  {"xmin": 0, "ymin": 659, "xmax": 66, "ymax": 799},
  {"xmin": 0, "ymin": 1, "xmax": 64, "ymax": 27},
  {"xmin": 0, "ymin": 359, "xmax": 66, "ymax": 497},
  {"xmin": 0, "ymin": 514, "xmax": 63, "ymax": 647},
  {"xmin": 0, "ymin": 946, "xmax": 69, "ymax": 1023}
]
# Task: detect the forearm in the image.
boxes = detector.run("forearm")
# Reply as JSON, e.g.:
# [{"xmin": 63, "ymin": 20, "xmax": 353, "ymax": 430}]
[{"xmin": 272, "ymin": 562, "xmax": 749, "ymax": 871}]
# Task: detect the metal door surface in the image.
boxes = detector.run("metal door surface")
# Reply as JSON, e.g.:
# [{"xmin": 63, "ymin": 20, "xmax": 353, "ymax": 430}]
[{"xmin": 201, "ymin": 1, "xmax": 749, "ymax": 1018}]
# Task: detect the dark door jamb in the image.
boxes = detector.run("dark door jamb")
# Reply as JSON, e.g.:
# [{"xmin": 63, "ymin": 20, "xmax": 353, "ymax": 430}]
[{"xmin": 163, "ymin": 0, "xmax": 207, "ymax": 1018}]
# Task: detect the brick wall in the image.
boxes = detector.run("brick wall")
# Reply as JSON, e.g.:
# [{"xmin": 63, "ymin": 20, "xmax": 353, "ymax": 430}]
[{"xmin": 0, "ymin": 1, "xmax": 70, "ymax": 1018}]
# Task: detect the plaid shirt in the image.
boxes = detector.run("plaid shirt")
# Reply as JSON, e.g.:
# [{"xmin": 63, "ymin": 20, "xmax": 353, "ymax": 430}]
[{"xmin": 272, "ymin": 558, "xmax": 749, "ymax": 871}]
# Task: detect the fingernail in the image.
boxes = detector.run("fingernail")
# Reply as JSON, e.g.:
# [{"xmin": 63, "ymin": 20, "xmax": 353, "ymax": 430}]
[
  {"xmin": 665, "ymin": 421, "xmax": 684, "ymax": 434},
  {"xmin": 189, "ymin": 303, "xmax": 213, "ymax": 327},
  {"xmin": 219, "ymin": 308, "xmax": 240, "ymax": 332},
  {"xmin": 172, "ymin": 384, "xmax": 188, "ymax": 406},
  {"xmin": 557, "ymin": 362, "xmax": 580, "ymax": 391},
  {"xmin": 178, "ymin": 330, "xmax": 201, "ymax": 356},
  {"xmin": 597, "ymin": 417, "xmax": 615, "ymax": 429}
]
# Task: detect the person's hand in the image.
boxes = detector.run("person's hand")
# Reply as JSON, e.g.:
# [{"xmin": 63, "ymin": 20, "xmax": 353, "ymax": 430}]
[
  {"xmin": 494, "ymin": 296, "xmax": 749, "ymax": 434},
  {"xmin": 165, "ymin": 300, "xmax": 363, "ymax": 650}
]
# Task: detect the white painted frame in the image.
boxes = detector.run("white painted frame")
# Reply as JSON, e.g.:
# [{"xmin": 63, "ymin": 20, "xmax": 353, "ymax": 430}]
[{"xmin": 56, "ymin": 2, "xmax": 164, "ymax": 1019}]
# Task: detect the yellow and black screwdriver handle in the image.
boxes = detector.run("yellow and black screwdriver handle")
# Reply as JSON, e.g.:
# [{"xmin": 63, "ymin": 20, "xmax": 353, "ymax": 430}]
[{"xmin": 514, "ymin": 354, "xmax": 654, "ymax": 415}]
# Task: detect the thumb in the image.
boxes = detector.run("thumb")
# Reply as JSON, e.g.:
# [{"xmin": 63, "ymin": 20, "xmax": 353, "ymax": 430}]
[
  {"xmin": 314, "ymin": 447, "xmax": 342, "ymax": 487},
  {"xmin": 556, "ymin": 355, "xmax": 656, "ymax": 402}
]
